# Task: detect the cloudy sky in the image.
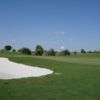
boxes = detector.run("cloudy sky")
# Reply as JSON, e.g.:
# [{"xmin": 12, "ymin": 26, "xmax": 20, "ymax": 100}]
[{"xmin": 0, "ymin": 0, "xmax": 100, "ymax": 51}]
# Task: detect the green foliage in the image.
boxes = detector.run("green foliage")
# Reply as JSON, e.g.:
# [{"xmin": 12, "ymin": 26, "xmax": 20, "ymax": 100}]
[
  {"xmin": 59, "ymin": 49, "xmax": 70, "ymax": 56},
  {"xmin": 18, "ymin": 48, "xmax": 31, "ymax": 55},
  {"xmin": 4, "ymin": 45, "xmax": 12, "ymax": 51},
  {"xmin": 93, "ymin": 50, "xmax": 100, "ymax": 53},
  {"xmin": 46, "ymin": 49, "xmax": 56, "ymax": 56},
  {"xmin": 81, "ymin": 49, "xmax": 86, "ymax": 53},
  {"xmin": 12, "ymin": 49, "xmax": 16, "ymax": 52},
  {"xmin": 35, "ymin": 45, "xmax": 44, "ymax": 56},
  {"xmin": 73, "ymin": 51, "xmax": 77, "ymax": 55}
]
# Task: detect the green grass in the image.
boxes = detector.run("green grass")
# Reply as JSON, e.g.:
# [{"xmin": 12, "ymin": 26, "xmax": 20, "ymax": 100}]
[
  {"xmin": 0, "ymin": 52, "xmax": 100, "ymax": 100},
  {"xmin": 35, "ymin": 54, "xmax": 100, "ymax": 65}
]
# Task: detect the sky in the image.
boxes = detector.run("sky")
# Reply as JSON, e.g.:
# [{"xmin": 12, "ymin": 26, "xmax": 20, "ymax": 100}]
[{"xmin": 0, "ymin": 0, "xmax": 100, "ymax": 51}]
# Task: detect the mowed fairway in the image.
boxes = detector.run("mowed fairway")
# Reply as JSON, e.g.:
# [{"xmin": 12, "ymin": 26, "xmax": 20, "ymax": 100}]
[{"xmin": 0, "ymin": 52, "xmax": 100, "ymax": 100}]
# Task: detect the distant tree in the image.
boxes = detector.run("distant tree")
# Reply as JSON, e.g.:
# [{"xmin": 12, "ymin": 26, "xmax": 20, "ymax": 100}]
[
  {"xmin": 12, "ymin": 49, "xmax": 16, "ymax": 52},
  {"xmin": 81, "ymin": 49, "xmax": 86, "ymax": 53},
  {"xmin": 1, "ymin": 49, "xmax": 5, "ymax": 51},
  {"xmin": 93, "ymin": 50, "xmax": 100, "ymax": 53},
  {"xmin": 18, "ymin": 48, "xmax": 31, "ymax": 55},
  {"xmin": 4, "ymin": 45, "xmax": 12, "ymax": 51},
  {"xmin": 35, "ymin": 45, "xmax": 44, "ymax": 56},
  {"xmin": 47, "ymin": 49, "xmax": 56, "ymax": 56},
  {"xmin": 59, "ymin": 49, "xmax": 71, "ymax": 56},
  {"xmin": 73, "ymin": 51, "xmax": 77, "ymax": 55},
  {"xmin": 87, "ymin": 51, "xmax": 92, "ymax": 53}
]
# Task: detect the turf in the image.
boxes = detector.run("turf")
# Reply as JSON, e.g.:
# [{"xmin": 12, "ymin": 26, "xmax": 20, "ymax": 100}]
[
  {"xmin": 35, "ymin": 54, "xmax": 100, "ymax": 65},
  {"xmin": 0, "ymin": 52, "xmax": 100, "ymax": 100}
]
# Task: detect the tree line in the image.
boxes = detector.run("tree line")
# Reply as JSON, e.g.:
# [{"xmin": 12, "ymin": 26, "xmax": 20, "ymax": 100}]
[{"xmin": 1, "ymin": 45, "xmax": 99, "ymax": 56}]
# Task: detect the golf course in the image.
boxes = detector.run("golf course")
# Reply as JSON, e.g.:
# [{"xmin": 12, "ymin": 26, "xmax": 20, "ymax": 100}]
[
  {"xmin": 0, "ymin": 51, "xmax": 100, "ymax": 100},
  {"xmin": 0, "ymin": 0, "xmax": 100, "ymax": 100}
]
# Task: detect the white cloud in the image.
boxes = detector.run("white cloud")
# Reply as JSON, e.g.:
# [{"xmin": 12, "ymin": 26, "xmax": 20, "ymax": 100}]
[{"xmin": 60, "ymin": 46, "xmax": 65, "ymax": 50}]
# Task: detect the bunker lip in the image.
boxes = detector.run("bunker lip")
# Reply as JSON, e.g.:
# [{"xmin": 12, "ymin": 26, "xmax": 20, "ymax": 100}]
[{"xmin": 0, "ymin": 57, "xmax": 53, "ymax": 80}]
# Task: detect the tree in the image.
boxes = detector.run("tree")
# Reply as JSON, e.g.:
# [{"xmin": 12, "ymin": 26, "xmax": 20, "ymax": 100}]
[
  {"xmin": 35, "ymin": 45, "xmax": 44, "ymax": 56},
  {"xmin": 81, "ymin": 49, "xmax": 86, "ymax": 53},
  {"xmin": 59, "ymin": 49, "xmax": 70, "ymax": 56},
  {"xmin": 12, "ymin": 49, "xmax": 16, "ymax": 52},
  {"xmin": 73, "ymin": 51, "xmax": 77, "ymax": 55},
  {"xmin": 87, "ymin": 51, "xmax": 92, "ymax": 53},
  {"xmin": 4, "ymin": 45, "xmax": 12, "ymax": 51},
  {"xmin": 47, "ymin": 49, "xmax": 56, "ymax": 56},
  {"xmin": 18, "ymin": 48, "xmax": 31, "ymax": 55}
]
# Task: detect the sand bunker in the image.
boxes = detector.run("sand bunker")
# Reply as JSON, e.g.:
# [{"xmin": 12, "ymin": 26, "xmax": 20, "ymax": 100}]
[{"xmin": 0, "ymin": 57, "xmax": 53, "ymax": 80}]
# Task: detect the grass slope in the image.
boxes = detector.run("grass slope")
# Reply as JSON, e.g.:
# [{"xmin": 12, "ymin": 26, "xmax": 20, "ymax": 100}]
[{"xmin": 0, "ymin": 52, "xmax": 100, "ymax": 100}]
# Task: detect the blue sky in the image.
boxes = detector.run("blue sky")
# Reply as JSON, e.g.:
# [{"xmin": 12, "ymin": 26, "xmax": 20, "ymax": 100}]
[{"xmin": 0, "ymin": 0, "xmax": 100, "ymax": 51}]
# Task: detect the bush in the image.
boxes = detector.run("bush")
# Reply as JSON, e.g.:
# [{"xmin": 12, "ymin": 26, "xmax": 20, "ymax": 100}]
[
  {"xmin": 12, "ymin": 49, "xmax": 16, "ymax": 52},
  {"xmin": 47, "ymin": 49, "xmax": 56, "ymax": 56},
  {"xmin": 59, "ymin": 49, "xmax": 70, "ymax": 56},
  {"xmin": 18, "ymin": 48, "xmax": 31, "ymax": 55},
  {"xmin": 87, "ymin": 51, "xmax": 93, "ymax": 53},
  {"xmin": 73, "ymin": 51, "xmax": 77, "ymax": 55}
]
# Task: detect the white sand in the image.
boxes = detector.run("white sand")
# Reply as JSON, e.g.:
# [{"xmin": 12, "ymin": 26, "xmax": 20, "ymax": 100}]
[{"xmin": 0, "ymin": 57, "xmax": 53, "ymax": 80}]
